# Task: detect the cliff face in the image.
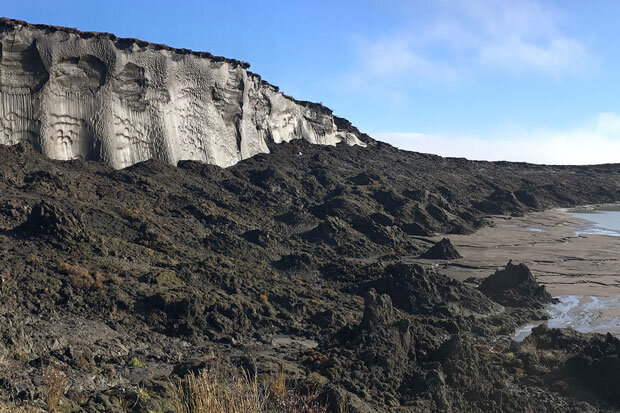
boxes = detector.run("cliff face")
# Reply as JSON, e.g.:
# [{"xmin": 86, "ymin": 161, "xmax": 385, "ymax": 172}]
[{"xmin": 0, "ymin": 18, "xmax": 365, "ymax": 169}]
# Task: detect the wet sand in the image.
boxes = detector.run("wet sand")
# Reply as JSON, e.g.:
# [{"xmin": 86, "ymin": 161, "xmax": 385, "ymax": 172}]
[
  {"xmin": 410, "ymin": 209, "xmax": 620, "ymax": 335},
  {"xmin": 419, "ymin": 210, "xmax": 620, "ymax": 297}
]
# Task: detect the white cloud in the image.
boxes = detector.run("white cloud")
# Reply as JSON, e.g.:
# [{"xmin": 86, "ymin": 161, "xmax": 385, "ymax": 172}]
[
  {"xmin": 375, "ymin": 113, "xmax": 620, "ymax": 165},
  {"xmin": 361, "ymin": 34, "xmax": 461, "ymax": 82},
  {"xmin": 479, "ymin": 36, "xmax": 587, "ymax": 73},
  {"xmin": 356, "ymin": 0, "xmax": 591, "ymax": 81}
]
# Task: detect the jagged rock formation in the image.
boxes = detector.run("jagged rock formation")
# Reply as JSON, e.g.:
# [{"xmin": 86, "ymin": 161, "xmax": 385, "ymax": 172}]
[
  {"xmin": 479, "ymin": 261, "xmax": 554, "ymax": 308},
  {"xmin": 0, "ymin": 18, "xmax": 365, "ymax": 169},
  {"xmin": 371, "ymin": 263, "xmax": 502, "ymax": 318},
  {"xmin": 420, "ymin": 238, "xmax": 462, "ymax": 260},
  {"xmin": 526, "ymin": 325, "xmax": 620, "ymax": 408}
]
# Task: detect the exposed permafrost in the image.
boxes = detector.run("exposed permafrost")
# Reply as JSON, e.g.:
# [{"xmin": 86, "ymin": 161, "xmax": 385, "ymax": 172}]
[{"xmin": 0, "ymin": 18, "xmax": 365, "ymax": 169}]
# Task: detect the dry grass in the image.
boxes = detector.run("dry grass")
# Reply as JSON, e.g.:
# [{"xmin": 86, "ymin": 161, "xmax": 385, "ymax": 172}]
[
  {"xmin": 25, "ymin": 253, "xmax": 41, "ymax": 265},
  {"xmin": 172, "ymin": 364, "xmax": 326, "ymax": 413},
  {"xmin": 42, "ymin": 365, "xmax": 67, "ymax": 413},
  {"xmin": 58, "ymin": 261, "xmax": 120, "ymax": 289},
  {"xmin": 107, "ymin": 273, "xmax": 124, "ymax": 285},
  {"xmin": 172, "ymin": 366, "xmax": 264, "ymax": 413},
  {"xmin": 519, "ymin": 337, "xmax": 570, "ymax": 363},
  {"xmin": 58, "ymin": 262, "xmax": 95, "ymax": 289},
  {"xmin": 0, "ymin": 402, "xmax": 44, "ymax": 412}
]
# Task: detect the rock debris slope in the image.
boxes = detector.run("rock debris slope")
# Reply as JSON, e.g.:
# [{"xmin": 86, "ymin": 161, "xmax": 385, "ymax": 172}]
[
  {"xmin": 1, "ymin": 17, "xmax": 620, "ymax": 413},
  {"xmin": 0, "ymin": 18, "xmax": 364, "ymax": 169},
  {"xmin": 0, "ymin": 140, "xmax": 618, "ymax": 412}
]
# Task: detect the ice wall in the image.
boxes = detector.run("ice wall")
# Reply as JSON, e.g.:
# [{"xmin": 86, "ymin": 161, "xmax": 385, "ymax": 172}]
[{"xmin": 0, "ymin": 18, "xmax": 365, "ymax": 169}]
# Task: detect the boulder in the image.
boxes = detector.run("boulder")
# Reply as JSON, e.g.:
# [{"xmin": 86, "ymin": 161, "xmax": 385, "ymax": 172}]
[
  {"xmin": 420, "ymin": 238, "xmax": 462, "ymax": 260},
  {"xmin": 479, "ymin": 261, "xmax": 554, "ymax": 308},
  {"xmin": 21, "ymin": 201, "xmax": 85, "ymax": 239}
]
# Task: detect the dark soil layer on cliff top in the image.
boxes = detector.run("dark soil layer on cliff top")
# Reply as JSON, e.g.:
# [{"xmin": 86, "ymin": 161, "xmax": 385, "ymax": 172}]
[{"xmin": 0, "ymin": 140, "xmax": 619, "ymax": 412}]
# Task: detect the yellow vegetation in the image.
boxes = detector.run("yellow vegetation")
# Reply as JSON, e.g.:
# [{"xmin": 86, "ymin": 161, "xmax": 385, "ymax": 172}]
[
  {"xmin": 57, "ymin": 261, "xmax": 120, "ymax": 289},
  {"xmin": 259, "ymin": 293, "xmax": 269, "ymax": 305},
  {"xmin": 172, "ymin": 365, "xmax": 327, "ymax": 413},
  {"xmin": 0, "ymin": 403, "xmax": 44, "ymax": 412},
  {"xmin": 42, "ymin": 365, "xmax": 67, "ymax": 413}
]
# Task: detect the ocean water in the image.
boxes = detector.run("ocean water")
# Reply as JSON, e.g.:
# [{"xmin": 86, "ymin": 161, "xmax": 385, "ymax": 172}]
[
  {"xmin": 567, "ymin": 205, "xmax": 620, "ymax": 237},
  {"xmin": 513, "ymin": 205, "xmax": 620, "ymax": 341},
  {"xmin": 513, "ymin": 296, "xmax": 620, "ymax": 341}
]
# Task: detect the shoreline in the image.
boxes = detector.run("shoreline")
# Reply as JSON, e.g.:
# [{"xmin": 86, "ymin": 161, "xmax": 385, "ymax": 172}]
[
  {"xmin": 555, "ymin": 201, "xmax": 620, "ymax": 212},
  {"xmin": 410, "ymin": 208, "xmax": 620, "ymax": 336},
  {"xmin": 413, "ymin": 209, "xmax": 620, "ymax": 297}
]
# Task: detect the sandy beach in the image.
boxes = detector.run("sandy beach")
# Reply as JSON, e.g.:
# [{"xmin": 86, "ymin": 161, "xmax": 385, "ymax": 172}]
[
  {"xmin": 412, "ymin": 209, "xmax": 620, "ymax": 335},
  {"xmin": 420, "ymin": 210, "xmax": 620, "ymax": 296}
]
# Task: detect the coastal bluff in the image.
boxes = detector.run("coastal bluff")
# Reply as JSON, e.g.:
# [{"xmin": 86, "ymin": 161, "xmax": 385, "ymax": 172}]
[{"xmin": 0, "ymin": 18, "xmax": 365, "ymax": 169}]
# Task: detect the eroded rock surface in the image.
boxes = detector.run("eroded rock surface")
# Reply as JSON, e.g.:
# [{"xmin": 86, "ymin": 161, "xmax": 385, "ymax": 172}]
[
  {"xmin": 0, "ymin": 18, "xmax": 365, "ymax": 169},
  {"xmin": 479, "ymin": 261, "xmax": 554, "ymax": 308},
  {"xmin": 0, "ymin": 139, "xmax": 617, "ymax": 411},
  {"xmin": 371, "ymin": 263, "xmax": 501, "ymax": 318},
  {"xmin": 420, "ymin": 237, "xmax": 462, "ymax": 259}
]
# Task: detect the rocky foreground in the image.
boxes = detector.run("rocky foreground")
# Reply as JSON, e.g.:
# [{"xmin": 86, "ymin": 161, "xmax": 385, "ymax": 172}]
[{"xmin": 0, "ymin": 138, "xmax": 618, "ymax": 412}]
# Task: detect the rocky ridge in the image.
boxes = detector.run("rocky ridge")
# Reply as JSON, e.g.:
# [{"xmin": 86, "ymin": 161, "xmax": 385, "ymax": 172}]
[
  {"xmin": 420, "ymin": 238, "xmax": 463, "ymax": 259},
  {"xmin": 0, "ymin": 140, "xmax": 617, "ymax": 411},
  {"xmin": 479, "ymin": 261, "xmax": 556, "ymax": 308}
]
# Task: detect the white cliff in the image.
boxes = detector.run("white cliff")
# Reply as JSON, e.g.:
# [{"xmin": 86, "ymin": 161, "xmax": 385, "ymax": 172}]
[{"xmin": 0, "ymin": 18, "xmax": 365, "ymax": 169}]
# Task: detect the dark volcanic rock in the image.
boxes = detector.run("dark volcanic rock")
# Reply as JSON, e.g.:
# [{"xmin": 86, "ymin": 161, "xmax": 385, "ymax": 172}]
[
  {"xmin": 0, "ymin": 113, "xmax": 616, "ymax": 411},
  {"xmin": 372, "ymin": 263, "xmax": 501, "ymax": 317},
  {"xmin": 564, "ymin": 331, "xmax": 620, "ymax": 405},
  {"xmin": 337, "ymin": 290, "xmax": 416, "ymax": 401},
  {"xmin": 420, "ymin": 238, "xmax": 462, "ymax": 259},
  {"xmin": 479, "ymin": 261, "xmax": 554, "ymax": 308},
  {"xmin": 21, "ymin": 201, "xmax": 85, "ymax": 239},
  {"xmin": 400, "ymin": 222, "xmax": 432, "ymax": 236},
  {"xmin": 474, "ymin": 190, "xmax": 526, "ymax": 215},
  {"xmin": 526, "ymin": 325, "xmax": 620, "ymax": 409},
  {"xmin": 241, "ymin": 228, "xmax": 272, "ymax": 247}
]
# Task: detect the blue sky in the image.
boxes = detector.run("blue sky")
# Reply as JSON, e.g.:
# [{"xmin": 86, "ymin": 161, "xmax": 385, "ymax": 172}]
[{"xmin": 4, "ymin": 0, "xmax": 620, "ymax": 164}]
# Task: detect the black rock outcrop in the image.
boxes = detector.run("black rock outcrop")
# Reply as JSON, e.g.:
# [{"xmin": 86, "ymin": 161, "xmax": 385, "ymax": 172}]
[
  {"xmin": 371, "ymin": 263, "xmax": 501, "ymax": 317},
  {"xmin": 564, "ymin": 331, "xmax": 620, "ymax": 405},
  {"xmin": 420, "ymin": 238, "xmax": 463, "ymax": 259},
  {"xmin": 528, "ymin": 325, "xmax": 620, "ymax": 408},
  {"xmin": 479, "ymin": 261, "xmax": 554, "ymax": 308},
  {"xmin": 0, "ymin": 116, "xmax": 615, "ymax": 412},
  {"xmin": 22, "ymin": 201, "xmax": 85, "ymax": 240}
]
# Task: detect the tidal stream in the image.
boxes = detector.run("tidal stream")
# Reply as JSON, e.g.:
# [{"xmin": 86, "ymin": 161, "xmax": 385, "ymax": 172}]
[{"xmin": 513, "ymin": 205, "xmax": 620, "ymax": 341}]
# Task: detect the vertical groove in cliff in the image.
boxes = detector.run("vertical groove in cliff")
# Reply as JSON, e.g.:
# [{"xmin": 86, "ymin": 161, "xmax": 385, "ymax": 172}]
[{"xmin": 0, "ymin": 18, "xmax": 366, "ymax": 169}]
